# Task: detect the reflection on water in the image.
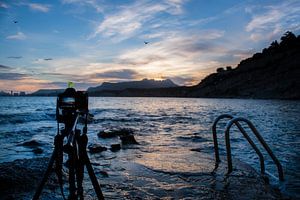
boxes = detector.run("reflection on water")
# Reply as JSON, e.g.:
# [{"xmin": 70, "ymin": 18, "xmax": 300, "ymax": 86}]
[{"xmin": 0, "ymin": 97, "xmax": 299, "ymax": 198}]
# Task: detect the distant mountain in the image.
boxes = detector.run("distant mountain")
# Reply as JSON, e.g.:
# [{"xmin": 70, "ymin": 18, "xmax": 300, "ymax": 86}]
[
  {"xmin": 30, "ymin": 89, "xmax": 64, "ymax": 96},
  {"xmin": 88, "ymin": 78, "xmax": 178, "ymax": 94}
]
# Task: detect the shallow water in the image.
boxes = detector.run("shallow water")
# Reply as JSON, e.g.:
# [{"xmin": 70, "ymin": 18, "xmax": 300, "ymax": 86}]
[{"xmin": 0, "ymin": 97, "xmax": 299, "ymax": 198}]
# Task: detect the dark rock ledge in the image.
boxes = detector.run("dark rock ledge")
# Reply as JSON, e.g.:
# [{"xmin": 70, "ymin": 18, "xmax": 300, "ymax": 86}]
[{"xmin": 0, "ymin": 156, "xmax": 286, "ymax": 200}]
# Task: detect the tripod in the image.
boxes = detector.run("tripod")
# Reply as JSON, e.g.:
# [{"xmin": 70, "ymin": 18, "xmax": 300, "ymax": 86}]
[{"xmin": 33, "ymin": 112, "xmax": 104, "ymax": 200}]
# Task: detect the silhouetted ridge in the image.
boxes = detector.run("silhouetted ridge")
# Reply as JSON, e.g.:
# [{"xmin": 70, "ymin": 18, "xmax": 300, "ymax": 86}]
[{"xmin": 191, "ymin": 31, "xmax": 300, "ymax": 99}]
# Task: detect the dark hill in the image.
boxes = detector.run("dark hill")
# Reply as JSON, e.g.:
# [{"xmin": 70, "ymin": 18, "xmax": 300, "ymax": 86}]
[{"xmin": 189, "ymin": 31, "xmax": 300, "ymax": 99}]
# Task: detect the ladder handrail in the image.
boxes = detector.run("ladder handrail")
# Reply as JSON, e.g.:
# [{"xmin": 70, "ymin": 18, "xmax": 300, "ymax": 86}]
[
  {"xmin": 212, "ymin": 114, "xmax": 234, "ymax": 163},
  {"xmin": 225, "ymin": 117, "xmax": 284, "ymax": 181},
  {"xmin": 212, "ymin": 114, "xmax": 266, "ymax": 175}
]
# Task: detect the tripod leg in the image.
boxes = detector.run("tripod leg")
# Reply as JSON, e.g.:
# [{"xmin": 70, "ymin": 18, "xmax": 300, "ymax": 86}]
[
  {"xmin": 79, "ymin": 134, "xmax": 105, "ymax": 200},
  {"xmin": 33, "ymin": 148, "xmax": 57, "ymax": 200},
  {"xmin": 55, "ymin": 134, "xmax": 67, "ymax": 200},
  {"xmin": 68, "ymin": 146, "xmax": 77, "ymax": 199},
  {"xmin": 76, "ymin": 131, "xmax": 84, "ymax": 200}
]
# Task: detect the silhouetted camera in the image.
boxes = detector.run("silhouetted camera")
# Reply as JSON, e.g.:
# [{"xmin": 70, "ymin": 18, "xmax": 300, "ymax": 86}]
[{"xmin": 56, "ymin": 88, "xmax": 88, "ymax": 123}]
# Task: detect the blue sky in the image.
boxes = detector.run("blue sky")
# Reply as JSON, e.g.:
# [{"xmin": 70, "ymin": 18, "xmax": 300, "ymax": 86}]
[{"xmin": 0, "ymin": 0, "xmax": 299, "ymax": 92}]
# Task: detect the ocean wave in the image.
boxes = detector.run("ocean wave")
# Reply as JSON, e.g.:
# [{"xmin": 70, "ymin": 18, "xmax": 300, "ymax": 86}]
[{"xmin": 0, "ymin": 112, "xmax": 55, "ymax": 125}]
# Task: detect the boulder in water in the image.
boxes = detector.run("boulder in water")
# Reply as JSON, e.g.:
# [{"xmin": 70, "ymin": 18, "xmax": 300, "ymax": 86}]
[
  {"xmin": 88, "ymin": 144, "xmax": 107, "ymax": 153},
  {"xmin": 110, "ymin": 144, "xmax": 121, "ymax": 152},
  {"xmin": 120, "ymin": 135, "xmax": 139, "ymax": 145},
  {"xmin": 98, "ymin": 128, "xmax": 134, "ymax": 139},
  {"xmin": 97, "ymin": 130, "xmax": 117, "ymax": 138}
]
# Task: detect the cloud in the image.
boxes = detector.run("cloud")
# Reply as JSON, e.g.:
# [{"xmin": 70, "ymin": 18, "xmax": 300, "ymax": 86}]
[
  {"xmin": 0, "ymin": 64, "xmax": 12, "ymax": 70},
  {"xmin": 0, "ymin": 73, "xmax": 27, "ymax": 80},
  {"xmin": 93, "ymin": 69, "xmax": 139, "ymax": 79},
  {"xmin": 118, "ymin": 29, "xmax": 225, "ymax": 70},
  {"xmin": 37, "ymin": 72, "xmax": 89, "ymax": 83},
  {"xmin": 7, "ymin": 56, "xmax": 22, "ymax": 59},
  {"xmin": 91, "ymin": 0, "xmax": 187, "ymax": 41},
  {"xmin": 62, "ymin": 0, "xmax": 104, "ymax": 13},
  {"xmin": 246, "ymin": 1, "xmax": 300, "ymax": 41},
  {"xmin": 6, "ymin": 32, "xmax": 27, "ymax": 40},
  {"xmin": 28, "ymin": 3, "xmax": 51, "ymax": 12},
  {"xmin": 38, "ymin": 81, "xmax": 98, "ymax": 90},
  {"xmin": 0, "ymin": 2, "xmax": 8, "ymax": 8}
]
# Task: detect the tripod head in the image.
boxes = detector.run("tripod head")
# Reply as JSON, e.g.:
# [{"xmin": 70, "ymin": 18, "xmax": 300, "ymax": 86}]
[{"xmin": 56, "ymin": 87, "xmax": 88, "ymax": 125}]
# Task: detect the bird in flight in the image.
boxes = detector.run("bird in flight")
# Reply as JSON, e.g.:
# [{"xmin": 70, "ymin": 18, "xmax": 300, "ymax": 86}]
[{"xmin": 144, "ymin": 41, "xmax": 149, "ymax": 44}]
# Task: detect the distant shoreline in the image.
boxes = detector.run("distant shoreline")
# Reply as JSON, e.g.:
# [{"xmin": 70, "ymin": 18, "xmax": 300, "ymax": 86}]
[{"xmin": 1, "ymin": 95, "xmax": 299, "ymax": 100}]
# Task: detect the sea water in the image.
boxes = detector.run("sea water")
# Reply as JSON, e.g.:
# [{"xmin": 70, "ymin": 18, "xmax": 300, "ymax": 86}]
[{"xmin": 0, "ymin": 97, "xmax": 299, "ymax": 198}]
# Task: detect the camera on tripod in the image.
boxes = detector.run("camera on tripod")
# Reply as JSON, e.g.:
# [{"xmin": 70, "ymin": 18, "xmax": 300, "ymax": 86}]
[
  {"xmin": 33, "ymin": 85, "xmax": 104, "ymax": 200},
  {"xmin": 56, "ymin": 87, "xmax": 88, "ymax": 124}
]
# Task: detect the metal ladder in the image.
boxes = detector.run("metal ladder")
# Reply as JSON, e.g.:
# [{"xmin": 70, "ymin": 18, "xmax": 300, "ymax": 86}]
[{"xmin": 212, "ymin": 114, "xmax": 284, "ymax": 181}]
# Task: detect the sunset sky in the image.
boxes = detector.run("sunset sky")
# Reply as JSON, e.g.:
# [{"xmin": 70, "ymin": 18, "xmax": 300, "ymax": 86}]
[{"xmin": 0, "ymin": 0, "xmax": 300, "ymax": 92}]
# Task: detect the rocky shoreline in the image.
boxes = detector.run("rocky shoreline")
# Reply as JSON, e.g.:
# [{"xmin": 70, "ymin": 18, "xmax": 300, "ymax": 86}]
[{"xmin": 0, "ymin": 155, "xmax": 287, "ymax": 200}]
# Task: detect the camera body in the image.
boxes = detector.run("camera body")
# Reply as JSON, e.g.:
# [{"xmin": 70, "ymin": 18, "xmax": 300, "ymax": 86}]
[{"xmin": 56, "ymin": 88, "xmax": 88, "ymax": 123}]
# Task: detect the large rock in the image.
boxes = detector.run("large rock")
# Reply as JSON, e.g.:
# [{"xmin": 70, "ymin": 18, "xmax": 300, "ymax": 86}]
[
  {"xmin": 120, "ymin": 135, "xmax": 139, "ymax": 145},
  {"xmin": 110, "ymin": 144, "xmax": 121, "ymax": 152},
  {"xmin": 97, "ymin": 128, "xmax": 134, "ymax": 139},
  {"xmin": 88, "ymin": 144, "xmax": 107, "ymax": 153}
]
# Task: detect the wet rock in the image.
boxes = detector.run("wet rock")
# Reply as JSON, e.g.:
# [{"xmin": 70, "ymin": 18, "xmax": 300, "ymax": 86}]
[
  {"xmin": 97, "ymin": 130, "xmax": 117, "ymax": 138},
  {"xmin": 99, "ymin": 171, "xmax": 109, "ymax": 177},
  {"xmin": 98, "ymin": 128, "xmax": 134, "ymax": 139},
  {"xmin": 32, "ymin": 147, "xmax": 43, "ymax": 154},
  {"xmin": 190, "ymin": 148, "xmax": 201, "ymax": 152},
  {"xmin": 88, "ymin": 144, "xmax": 107, "ymax": 153},
  {"xmin": 110, "ymin": 144, "xmax": 121, "ymax": 152},
  {"xmin": 0, "ymin": 157, "xmax": 57, "ymax": 199},
  {"xmin": 120, "ymin": 135, "xmax": 139, "ymax": 145},
  {"xmin": 17, "ymin": 139, "xmax": 44, "ymax": 147}
]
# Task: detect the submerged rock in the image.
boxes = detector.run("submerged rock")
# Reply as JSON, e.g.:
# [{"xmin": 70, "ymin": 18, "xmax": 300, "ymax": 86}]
[
  {"xmin": 17, "ymin": 139, "xmax": 44, "ymax": 147},
  {"xmin": 99, "ymin": 170, "xmax": 109, "ymax": 178},
  {"xmin": 88, "ymin": 144, "xmax": 107, "ymax": 153},
  {"xmin": 32, "ymin": 147, "xmax": 43, "ymax": 154},
  {"xmin": 110, "ymin": 144, "xmax": 121, "ymax": 152}
]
